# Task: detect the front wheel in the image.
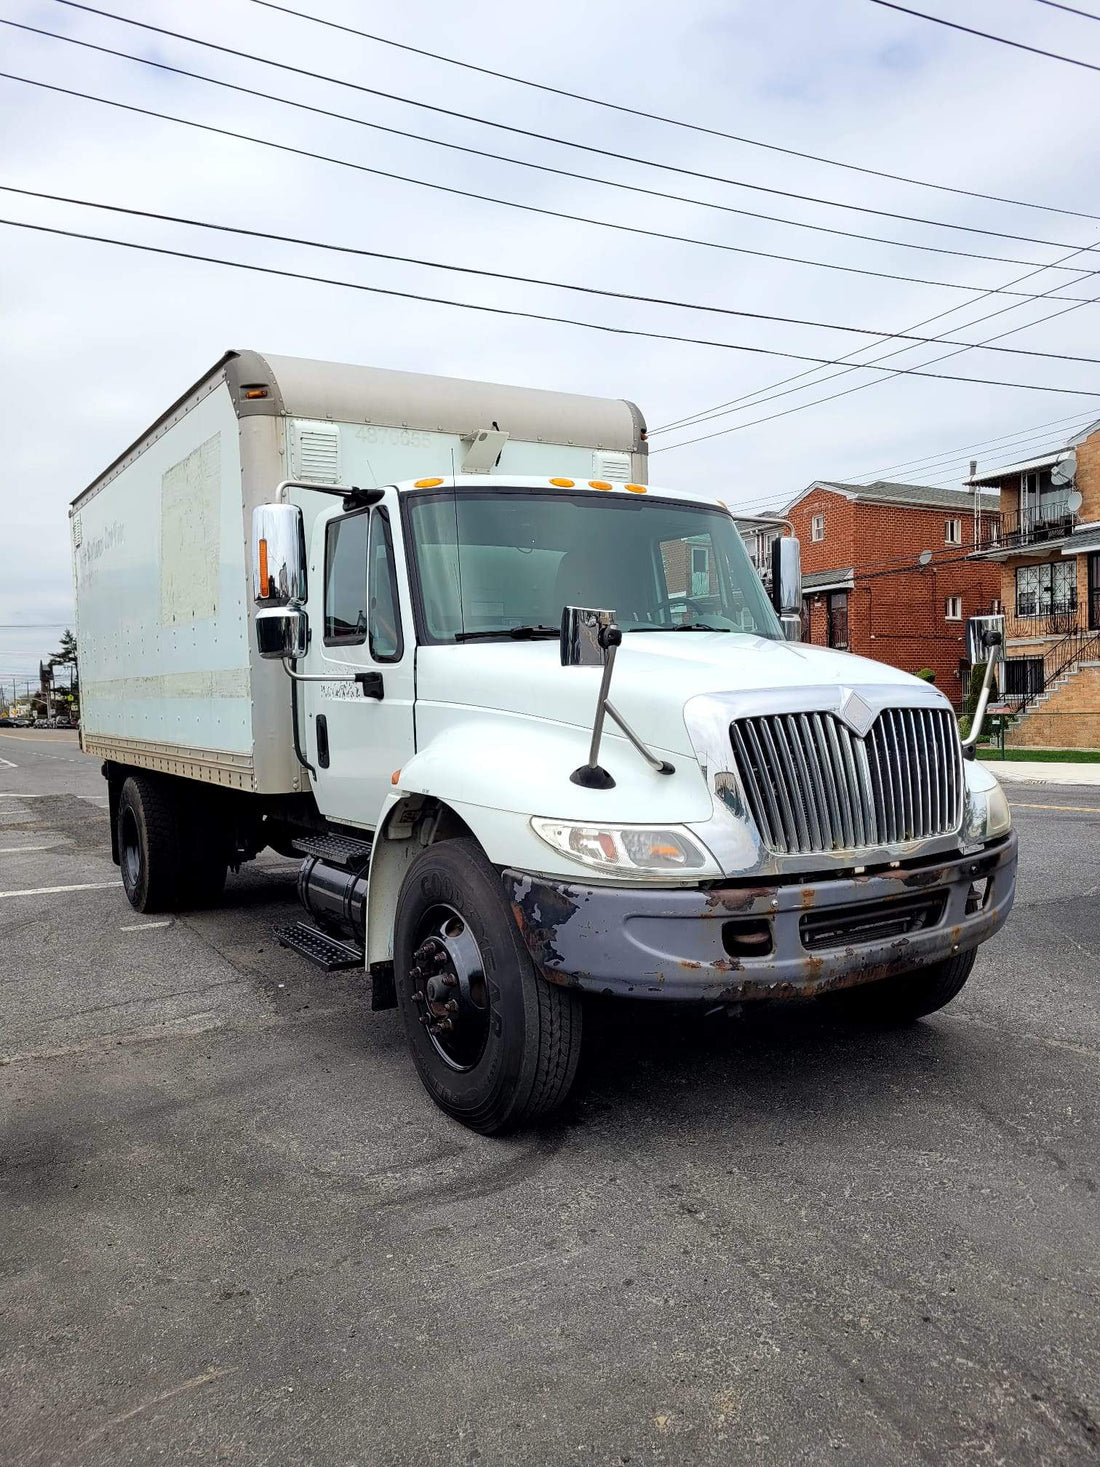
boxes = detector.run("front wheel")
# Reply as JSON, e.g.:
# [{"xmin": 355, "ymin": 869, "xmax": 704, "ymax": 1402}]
[
  {"xmin": 394, "ymin": 838, "xmax": 583, "ymax": 1134},
  {"xmin": 835, "ymin": 949, "xmax": 977, "ymax": 1024}
]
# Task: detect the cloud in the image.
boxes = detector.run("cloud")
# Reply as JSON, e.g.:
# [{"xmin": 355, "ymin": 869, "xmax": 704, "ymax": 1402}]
[{"xmin": 1, "ymin": 0, "xmax": 1098, "ymax": 680}]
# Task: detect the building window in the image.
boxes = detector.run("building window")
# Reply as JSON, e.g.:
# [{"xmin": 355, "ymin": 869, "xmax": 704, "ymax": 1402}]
[
  {"xmin": 811, "ymin": 513, "xmax": 825, "ymax": 542},
  {"xmin": 945, "ymin": 518, "xmax": 962, "ymax": 545},
  {"xmin": 1015, "ymin": 561, "xmax": 1077, "ymax": 618},
  {"xmin": 827, "ymin": 591, "xmax": 849, "ymax": 649},
  {"xmin": 690, "ymin": 544, "xmax": 711, "ymax": 597},
  {"xmin": 945, "ymin": 595, "xmax": 962, "ymax": 620}
]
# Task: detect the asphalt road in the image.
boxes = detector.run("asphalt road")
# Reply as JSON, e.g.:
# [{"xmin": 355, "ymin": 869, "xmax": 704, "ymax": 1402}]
[{"xmin": 2, "ymin": 731, "xmax": 1098, "ymax": 1466}]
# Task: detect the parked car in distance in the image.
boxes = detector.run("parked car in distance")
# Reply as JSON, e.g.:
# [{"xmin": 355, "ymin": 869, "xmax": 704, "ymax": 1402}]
[
  {"xmin": 54, "ymin": 716, "xmax": 71, "ymax": 728},
  {"xmin": 0, "ymin": 716, "xmax": 14, "ymax": 727},
  {"xmin": 33, "ymin": 718, "xmax": 50, "ymax": 729}
]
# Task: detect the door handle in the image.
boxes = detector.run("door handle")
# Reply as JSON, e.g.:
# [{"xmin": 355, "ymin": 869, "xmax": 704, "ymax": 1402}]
[
  {"xmin": 316, "ymin": 714, "xmax": 330, "ymax": 768},
  {"xmin": 355, "ymin": 672, "xmax": 384, "ymax": 700}
]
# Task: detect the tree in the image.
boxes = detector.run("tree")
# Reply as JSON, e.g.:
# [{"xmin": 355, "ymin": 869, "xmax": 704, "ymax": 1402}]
[
  {"xmin": 48, "ymin": 628, "xmax": 78, "ymax": 702},
  {"xmin": 49, "ymin": 628, "xmax": 78, "ymax": 667}
]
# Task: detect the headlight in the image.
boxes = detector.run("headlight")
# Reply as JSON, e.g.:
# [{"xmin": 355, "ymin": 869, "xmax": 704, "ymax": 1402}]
[
  {"xmin": 986, "ymin": 781, "xmax": 1012, "ymax": 839},
  {"xmin": 965, "ymin": 774, "xmax": 1012, "ymax": 844},
  {"xmin": 531, "ymin": 818, "xmax": 709, "ymax": 874}
]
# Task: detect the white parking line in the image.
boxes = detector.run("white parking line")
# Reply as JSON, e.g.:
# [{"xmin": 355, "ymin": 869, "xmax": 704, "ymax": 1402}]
[
  {"xmin": 120, "ymin": 920, "xmax": 171, "ymax": 932},
  {"xmin": 0, "ymin": 757, "xmax": 16, "ymax": 769},
  {"xmin": 0, "ymin": 845, "xmax": 56, "ymax": 854},
  {"xmin": 0, "ymin": 881, "xmax": 121, "ymax": 899}
]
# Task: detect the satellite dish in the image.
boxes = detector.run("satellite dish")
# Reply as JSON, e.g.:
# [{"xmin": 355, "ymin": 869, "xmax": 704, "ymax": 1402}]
[
  {"xmin": 1051, "ymin": 451, "xmax": 1077, "ymax": 487},
  {"xmin": 918, "ymin": 549, "xmax": 933, "ymax": 566},
  {"xmin": 1068, "ymin": 489, "xmax": 1083, "ymax": 512}
]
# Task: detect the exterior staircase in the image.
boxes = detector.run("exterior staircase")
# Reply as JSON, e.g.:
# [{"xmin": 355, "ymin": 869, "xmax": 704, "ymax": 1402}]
[{"xmin": 1003, "ymin": 649, "xmax": 1100, "ymax": 751}]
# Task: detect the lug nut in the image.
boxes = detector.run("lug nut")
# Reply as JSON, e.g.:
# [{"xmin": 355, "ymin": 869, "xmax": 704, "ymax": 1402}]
[{"xmin": 444, "ymin": 999, "xmax": 458, "ymax": 1014}]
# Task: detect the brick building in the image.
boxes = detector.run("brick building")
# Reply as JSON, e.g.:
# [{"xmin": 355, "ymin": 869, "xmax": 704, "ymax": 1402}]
[
  {"xmin": 759, "ymin": 480, "xmax": 1001, "ymax": 706},
  {"xmin": 967, "ymin": 420, "xmax": 1100, "ymax": 749}
]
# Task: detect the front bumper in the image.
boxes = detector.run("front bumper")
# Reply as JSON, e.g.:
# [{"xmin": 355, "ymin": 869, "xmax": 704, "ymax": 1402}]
[{"xmin": 504, "ymin": 832, "xmax": 1017, "ymax": 1002}]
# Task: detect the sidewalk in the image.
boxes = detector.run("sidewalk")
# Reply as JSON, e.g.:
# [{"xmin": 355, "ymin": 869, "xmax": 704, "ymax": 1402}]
[{"xmin": 980, "ymin": 759, "xmax": 1100, "ymax": 787}]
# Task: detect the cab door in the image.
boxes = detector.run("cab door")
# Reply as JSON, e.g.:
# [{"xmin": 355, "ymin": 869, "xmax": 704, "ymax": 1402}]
[{"xmin": 304, "ymin": 492, "xmax": 415, "ymax": 829}]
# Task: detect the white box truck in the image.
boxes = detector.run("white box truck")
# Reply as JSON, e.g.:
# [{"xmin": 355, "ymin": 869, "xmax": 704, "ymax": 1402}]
[{"xmin": 72, "ymin": 350, "xmax": 1016, "ymax": 1133}]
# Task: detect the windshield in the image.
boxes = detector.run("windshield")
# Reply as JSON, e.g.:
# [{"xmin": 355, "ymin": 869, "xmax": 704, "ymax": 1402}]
[{"xmin": 404, "ymin": 488, "xmax": 781, "ymax": 643}]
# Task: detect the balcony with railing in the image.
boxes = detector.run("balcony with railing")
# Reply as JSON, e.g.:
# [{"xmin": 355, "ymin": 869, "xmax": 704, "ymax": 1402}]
[{"xmin": 974, "ymin": 498, "xmax": 1078, "ymax": 553}]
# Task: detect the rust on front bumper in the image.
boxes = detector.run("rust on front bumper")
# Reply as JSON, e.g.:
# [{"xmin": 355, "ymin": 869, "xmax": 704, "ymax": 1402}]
[{"xmin": 503, "ymin": 832, "xmax": 1017, "ymax": 1002}]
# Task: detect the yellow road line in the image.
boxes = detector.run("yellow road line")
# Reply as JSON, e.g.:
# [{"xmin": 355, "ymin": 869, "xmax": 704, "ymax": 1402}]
[{"xmin": 1012, "ymin": 800, "xmax": 1100, "ymax": 813}]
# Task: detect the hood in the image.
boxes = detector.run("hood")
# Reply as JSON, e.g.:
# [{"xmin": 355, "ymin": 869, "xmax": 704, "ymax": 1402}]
[{"xmin": 416, "ymin": 633, "xmax": 945, "ymax": 757}]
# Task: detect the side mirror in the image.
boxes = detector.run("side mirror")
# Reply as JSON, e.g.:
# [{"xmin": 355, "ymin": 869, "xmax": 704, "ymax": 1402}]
[
  {"xmin": 770, "ymin": 535, "xmax": 802, "ymax": 617},
  {"xmin": 256, "ymin": 605, "xmax": 308, "ymax": 661},
  {"xmin": 253, "ymin": 504, "xmax": 307, "ymax": 605}
]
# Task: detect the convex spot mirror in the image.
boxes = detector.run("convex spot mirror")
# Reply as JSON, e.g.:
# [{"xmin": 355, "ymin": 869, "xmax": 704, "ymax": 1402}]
[
  {"xmin": 253, "ymin": 503, "xmax": 307, "ymax": 605},
  {"xmin": 560, "ymin": 606, "xmax": 620, "ymax": 667},
  {"xmin": 256, "ymin": 605, "xmax": 308, "ymax": 661}
]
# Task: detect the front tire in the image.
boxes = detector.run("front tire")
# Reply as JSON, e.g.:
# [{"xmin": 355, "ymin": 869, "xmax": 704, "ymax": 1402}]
[
  {"xmin": 394, "ymin": 838, "xmax": 582, "ymax": 1134},
  {"xmin": 836, "ymin": 949, "xmax": 977, "ymax": 1024}
]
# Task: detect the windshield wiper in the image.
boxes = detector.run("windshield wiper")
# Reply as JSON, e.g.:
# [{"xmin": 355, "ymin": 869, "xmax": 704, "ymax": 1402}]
[
  {"xmin": 453, "ymin": 625, "xmax": 560, "ymax": 642},
  {"xmin": 625, "ymin": 623, "xmax": 729, "ymax": 633}
]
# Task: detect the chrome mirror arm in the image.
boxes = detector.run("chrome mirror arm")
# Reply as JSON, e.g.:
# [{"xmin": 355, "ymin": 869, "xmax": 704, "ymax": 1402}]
[{"xmin": 961, "ymin": 629, "xmax": 1003, "ymax": 755}]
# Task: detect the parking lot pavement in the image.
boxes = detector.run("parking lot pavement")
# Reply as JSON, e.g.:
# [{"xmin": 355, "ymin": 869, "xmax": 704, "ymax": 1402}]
[{"xmin": 2, "ymin": 743, "xmax": 1099, "ymax": 1467}]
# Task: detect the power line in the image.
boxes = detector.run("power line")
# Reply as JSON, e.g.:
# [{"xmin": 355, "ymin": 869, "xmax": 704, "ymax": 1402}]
[
  {"xmin": 650, "ymin": 250, "xmax": 1100, "ymax": 452},
  {"xmin": 18, "ymin": 12, "xmax": 1100, "ymax": 271},
  {"xmin": 11, "ymin": 184, "xmax": 1100, "ymax": 367},
  {"xmin": 841, "ymin": 411, "xmax": 1093, "ymax": 479},
  {"xmin": 10, "ymin": 71, "xmax": 1100, "ymax": 312},
  {"xmin": 10, "ymin": 75, "xmax": 1100, "ymax": 311},
  {"xmin": 43, "ymin": 2, "xmax": 1100, "ymax": 262},
  {"xmin": 9, "ymin": 215, "xmax": 1100, "ymax": 398},
  {"xmin": 1027, "ymin": 0, "xmax": 1100, "ymax": 19},
  {"xmin": 869, "ymin": 0, "xmax": 1100, "ymax": 74},
  {"xmin": 247, "ymin": 0, "xmax": 1100, "ymax": 225},
  {"xmin": 652, "ymin": 232, "xmax": 1100, "ymax": 439}
]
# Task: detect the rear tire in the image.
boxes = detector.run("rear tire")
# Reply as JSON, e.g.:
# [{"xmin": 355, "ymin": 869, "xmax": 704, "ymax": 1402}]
[
  {"xmin": 836, "ymin": 949, "xmax": 977, "ymax": 1024},
  {"xmin": 394, "ymin": 838, "xmax": 582, "ymax": 1134},
  {"xmin": 116, "ymin": 774, "xmax": 182, "ymax": 913}
]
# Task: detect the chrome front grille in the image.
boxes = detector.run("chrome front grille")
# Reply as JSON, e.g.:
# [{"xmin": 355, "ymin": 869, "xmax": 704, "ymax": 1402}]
[{"xmin": 729, "ymin": 707, "xmax": 963, "ymax": 855}]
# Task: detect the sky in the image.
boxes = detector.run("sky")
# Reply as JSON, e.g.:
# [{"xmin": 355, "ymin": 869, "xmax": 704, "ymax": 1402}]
[{"xmin": 2, "ymin": 0, "xmax": 1100, "ymax": 689}]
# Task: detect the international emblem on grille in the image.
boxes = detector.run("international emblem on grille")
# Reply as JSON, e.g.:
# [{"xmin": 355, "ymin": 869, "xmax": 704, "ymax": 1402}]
[{"xmin": 837, "ymin": 688, "xmax": 875, "ymax": 736}]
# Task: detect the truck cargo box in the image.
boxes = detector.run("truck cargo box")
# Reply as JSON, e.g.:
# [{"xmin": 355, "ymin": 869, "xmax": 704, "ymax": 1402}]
[{"xmin": 71, "ymin": 349, "xmax": 646, "ymax": 794}]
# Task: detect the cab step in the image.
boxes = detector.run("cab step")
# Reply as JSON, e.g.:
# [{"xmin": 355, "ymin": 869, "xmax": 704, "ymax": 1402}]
[
  {"xmin": 274, "ymin": 921, "xmax": 364, "ymax": 971},
  {"xmin": 291, "ymin": 833, "xmax": 373, "ymax": 869}
]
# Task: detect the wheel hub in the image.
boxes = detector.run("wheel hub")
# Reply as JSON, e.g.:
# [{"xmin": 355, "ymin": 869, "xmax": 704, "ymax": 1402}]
[{"xmin": 408, "ymin": 908, "xmax": 489, "ymax": 1071}]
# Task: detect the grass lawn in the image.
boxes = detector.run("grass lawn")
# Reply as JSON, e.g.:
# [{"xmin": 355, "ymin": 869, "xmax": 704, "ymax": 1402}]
[{"xmin": 977, "ymin": 746, "xmax": 1100, "ymax": 763}]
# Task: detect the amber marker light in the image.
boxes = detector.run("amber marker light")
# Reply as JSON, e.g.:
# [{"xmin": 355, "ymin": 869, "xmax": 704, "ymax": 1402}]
[
  {"xmin": 624, "ymin": 483, "xmax": 647, "ymax": 494},
  {"xmin": 242, "ymin": 386, "xmax": 268, "ymax": 400},
  {"xmin": 588, "ymin": 480, "xmax": 613, "ymax": 491},
  {"xmin": 413, "ymin": 477, "xmax": 445, "ymax": 488},
  {"xmin": 258, "ymin": 537, "xmax": 269, "ymax": 596},
  {"xmin": 391, "ymin": 769, "xmax": 401, "ymax": 785},
  {"xmin": 549, "ymin": 477, "xmax": 575, "ymax": 487}
]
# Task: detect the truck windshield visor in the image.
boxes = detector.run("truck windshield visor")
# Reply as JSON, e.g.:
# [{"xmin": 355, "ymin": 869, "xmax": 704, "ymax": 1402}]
[{"xmin": 405, "ymin": 488, "xmax": 782, "ymax": 644}]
